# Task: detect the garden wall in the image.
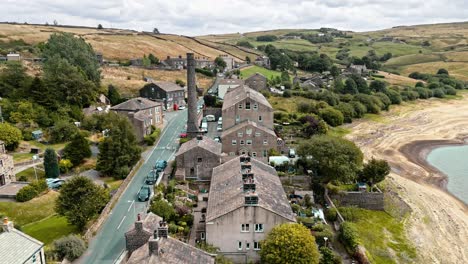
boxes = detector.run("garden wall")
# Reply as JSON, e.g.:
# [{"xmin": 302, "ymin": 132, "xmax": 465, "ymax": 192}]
[{"xmin": 331, "ymin": 192, "xmax": 385, "ymax": 211}]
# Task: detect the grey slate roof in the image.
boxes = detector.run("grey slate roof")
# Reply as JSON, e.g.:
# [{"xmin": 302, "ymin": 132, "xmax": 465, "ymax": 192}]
[
  {"xmin": 222, "ymin": 84, "xmax": 272, "ymax": 110},
  {"xmin": 152, "ymin": 81, "xmax": 185, "ymax": 92},
  {"xmin": 245, "ymin": 72, "xmax": 267, "ymax": 81},
  {"xmin": 206, "ymin": 156, "xmax": 295, "ymax": 222},
  {"xmin": 176, "ymin": 136, "xmax": 222, "ymax": 156},
  {"xmin": 0, "ymin": 229, "xmax": 43, "ymax": 264},
  {"xmin": 218, "ymin": 79, "xmax": 243, "ymax": 86},
  {"xmin": 221, "ymin": 120, "xmax": 276, "ymax": 138},
  {"xmin": 111, "ymin": 97, "xmax": 160, "ymax": 111}
]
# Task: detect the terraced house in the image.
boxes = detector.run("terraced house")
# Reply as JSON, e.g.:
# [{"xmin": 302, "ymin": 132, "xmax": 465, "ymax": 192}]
[
  {"xmin": 0, "ymin": 141, "xmax": 14, "ymax": 187},
  {"xmin": 140, "ymin": 81, "xmax": 186, "ymax": 111}
]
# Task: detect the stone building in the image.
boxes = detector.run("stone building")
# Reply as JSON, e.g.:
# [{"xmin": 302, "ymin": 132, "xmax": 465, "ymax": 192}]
[
  {"xmin": 139, "ymin": 81, "xmax": 186, "ymax": 111},
  {"xmin": 0, "ymin": 217, "xmax": 45, "ymax": 264},
  {"xmin": 163, "ymin": 55, "xmax": 186, "ymax": 70},
  {"xmin": 195, "ymin": 56, "xmax": 214, "ymax": 69},
  {"xmin": 217, "ymin": 79, "xmax": 244, "ymax": 99},
  {"xmin": 254, "ymin": 56, "xmax": 270, "ymax": 68},
  {"xmin": 0, "ymin": 141, "xmax": 14, "ymax": 187},
  {"xmin": 110, "ymin": 97, "xmax": 163, "ymax": 141},
  {"xmin": 219, "ymin": 54, "xmax": 235, "ymax": 70},
  {"xmin": 244, "ymin": 73, "xmax": 267, "ymax": 92},
  {"xmin": 205, "ymin": 156, "xmax": 295, "ymax": 263},
  {"xmin": 122, "ymin": 213, "xmax": 215, "ymax": 264},
  {"xmin": 221, "ymin": 121, "xmax": 278, "ymax": 161},
  {"xmin": 221, "ymin": 85, "xmax": 274, "ymax": 131},
  {"xmin": 175, "ymin": 136, "xmax": 221, "ymax": 181}
]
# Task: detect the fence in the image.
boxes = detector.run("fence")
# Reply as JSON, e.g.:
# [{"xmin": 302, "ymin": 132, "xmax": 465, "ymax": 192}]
[{"xmin": 324, "ymin": 188, "xmax": 345, "ymax": 225}]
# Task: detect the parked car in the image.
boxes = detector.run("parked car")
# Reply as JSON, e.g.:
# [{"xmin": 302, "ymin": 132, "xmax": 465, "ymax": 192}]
[
  {"xmin": 138, "ymin": 185, "xmax": 153, "ymax": 202},
  {"xmin": 206, "ymin": 115, "xmax": 215, "ymax": 122},
  {"xmin": 46, "ymin": 178, "xmax": 65, "ymax": 189},
  {"xmin": 214, "ymin": 136, "xmax": 221, "ymax": 143},
  {"xmin": 178, "ymin": 105, "xmax": 186, "ymax": 110},
  {"xmin": 179, "ymin": 133, "xmax": 188, "ymax": 138},
  {"xmin": 155, "ymin": 160, "xmax": 167, "ymax": 170},
  {"xmin": 218, "ymin": 117, "xmax": 223, "ymax": 125},
  {"xmin": 217, "ymin": 124, "xmax": 223, "ymax": 131},
  {"xmin": 289, "ymin": 148, "xmax": 296, "ymax": 158},
  {"xmin": 201, "ymin": 122, "xmax": 208, "ymax": 133},
  {"xmin": 145, "ymin": 170, "xmax": 158, "ymax": 185}
]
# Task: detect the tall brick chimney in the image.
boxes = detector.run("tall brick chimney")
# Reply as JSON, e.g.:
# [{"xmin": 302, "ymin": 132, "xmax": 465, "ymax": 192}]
[{"xmin": 186, "ymin": 53, "xmax": 199, "ymax": 137}]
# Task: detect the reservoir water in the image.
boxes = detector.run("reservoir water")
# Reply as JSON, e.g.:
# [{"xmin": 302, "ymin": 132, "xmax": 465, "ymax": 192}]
[{"xmin": 427, "ymin": 145, "xmax": 468, "ymax": 204}]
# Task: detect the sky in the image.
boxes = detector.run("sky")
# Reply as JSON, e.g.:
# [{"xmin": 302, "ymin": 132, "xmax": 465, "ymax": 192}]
[{"xmin": 1, "ymin": 0, "xmax": 467, "ymax": 36}]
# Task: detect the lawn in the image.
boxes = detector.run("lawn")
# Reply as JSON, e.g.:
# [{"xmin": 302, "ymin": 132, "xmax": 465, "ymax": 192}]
[
  {"xmin": 328, "ymin": 127, "xmax": 352, "ymax": 138},
  {"xmin": 12, "ymin": 152, "xmax": 35, "ymax": 163},
  {"xmin": 0, "ymin": 191, "xmax": 58, "ymax": 226},
  {"xmin": 103, "ymin": 177, "xmax": 124, "ymax": 192},
  {"xmin": 339, "ymin": 207, "xmax": 416, "ymax": 264},
  {"xmin": 240, "ymin": 65, "xmax": 282, "ymax": 80},
  {"xmin": 16, "ymin": 166, "xmax": 45, "ymax": 182},
  {"xmin": 23, "ymin": 215, "xmax": 78, "ymax": 245}
]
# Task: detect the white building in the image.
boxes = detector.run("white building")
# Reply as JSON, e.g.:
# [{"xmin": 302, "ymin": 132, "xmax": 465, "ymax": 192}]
[
  {"xmin": 6, "ymin": 53, "xmax": 21, "ymax": 61},
  {"xmin": 217, "ymin": 79, "xmax": 244, "ymax": 99}
]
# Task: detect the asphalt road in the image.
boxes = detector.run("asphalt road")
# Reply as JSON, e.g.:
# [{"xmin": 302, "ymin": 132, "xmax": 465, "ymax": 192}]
[{"xmin": 80, "ymin": 109, "xmax": 187, "ymax": 264}]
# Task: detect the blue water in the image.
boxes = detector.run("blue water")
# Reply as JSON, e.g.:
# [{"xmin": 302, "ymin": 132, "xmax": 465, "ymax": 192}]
[{"xmin": 427, "ymin": 145, "xmax": 468, "ymax": 204}]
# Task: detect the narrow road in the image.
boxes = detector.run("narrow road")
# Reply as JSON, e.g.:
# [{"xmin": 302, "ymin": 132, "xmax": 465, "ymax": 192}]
[{"xmin": 79, "ymin": 109, "xmax": 187, "ymax": 264}]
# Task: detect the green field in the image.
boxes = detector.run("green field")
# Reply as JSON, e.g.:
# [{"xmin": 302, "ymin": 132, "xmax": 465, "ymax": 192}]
[
  {"xmin": 23, "ymin": 215, "xmax": 78, "ymax": 245},
  {"xmin": 16, "ymin": 166, "xmax": 46, "ymax": 182},
  {"xmin": 339, "ymin": 207, "xmax": 416, "ymax": 264},
  {"xmin": 240, "ymin": 65, "xmax": 282, "ymax": 79}
]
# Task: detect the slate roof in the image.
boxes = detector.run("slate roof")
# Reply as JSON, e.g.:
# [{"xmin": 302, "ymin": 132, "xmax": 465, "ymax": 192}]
[
  {"xmin": 0, "ymin": 228, "xmax": 43, "ymax": 264},
  {"xmin": 151, "ymin": 81, "xmax": 185, "ymax": 92},
  {"xmin": 218, "ymin": 79, "xmax": 243, "ymax": 86},
  {"xmin": 176, "ymin": 136, "xmax": 222, "ymax": 157},
  {"xmin": 245, "ymin": 72, "xmax": 266, "ymax": 81},
  {"xmin": 111, "ymin": 97, "xmax": 160, "ymax": 111},
  {"xmin": 206, "ymin": 156, "xmax": 295, "ymax": 222},
  {"xmin": 221, "ymin": 120, "xmax": 276, "ymax": 138},
  {"xmin": 222, "ymin": 85, "xmax": 272, "ymax": 110}
]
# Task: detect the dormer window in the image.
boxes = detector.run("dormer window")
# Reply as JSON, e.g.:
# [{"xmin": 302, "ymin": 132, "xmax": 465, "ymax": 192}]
[{"xmin": 245, "ymin": 102, "xmax": 251, "ymax": 110}]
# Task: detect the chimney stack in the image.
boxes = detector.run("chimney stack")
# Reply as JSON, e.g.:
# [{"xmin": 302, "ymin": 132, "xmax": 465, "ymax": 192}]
[
  {"xmin": 186, "ymin": 53, "xmax": 199, "ymax": 138},
  {"xmin": 157, "ymin": 220, "xmax": 169, "ymax": 238},
  {"xmin": 2, "ymin": 217, "xmax": 13, "ymax": 232},
  {"xmin": 148, "ymin": 230, "xmax": 160, "ymax": 256}
]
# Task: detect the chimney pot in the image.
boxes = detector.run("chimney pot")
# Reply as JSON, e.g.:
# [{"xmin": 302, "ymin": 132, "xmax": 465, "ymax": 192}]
[{"xmin": 3, "ymin": 217, "xmax": 7, "ymax": 225}]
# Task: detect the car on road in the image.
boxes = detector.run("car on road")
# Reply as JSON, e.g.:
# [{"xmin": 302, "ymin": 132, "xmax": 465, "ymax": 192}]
[
  {"xmin": 137, "ymin": 185, "xmax": 153, "ymax": 202},
  {"xmin": 155, "ymin": 160, "xmax": 167, "ymax": 171},
  {"xmin": 206, "ymin": 115, "xmax": 216, "ymax": 122},
  {"xmin": 217, "ymin": 124, "xmax": 223, "ymax": 131},
  {"xmin": 145, "ymin": 170, "xmax": 159, "ymax": 185},
  {"xmin": 46, "ymin": 178, "xmax": 65, "ymax": 189},
  {"xmin": 218, "ymin": 117, "xmax": 223, "ymax": 125},
  {"xmin": 178, "ymin": 105, "xmax": 186, "ymax": 110},
  {"xmin": 214, "ymin": 136, "xmax": 221, "ymax": 143}
]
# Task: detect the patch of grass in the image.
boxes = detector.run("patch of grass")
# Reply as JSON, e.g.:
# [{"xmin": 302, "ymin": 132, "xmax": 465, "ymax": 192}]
[
  {"xmin": 22, "ymin": 215, "xmax": 78, "ymax": 245},
  {"xmin": 103, "ymin": 177, "xmax": 123, "ymax": 192},
  {"xmin": 16, "ymin": 166, "xmax": 45, "ymax": 182},
  {"xmin": 12, "ymin": 152, "xmax": 34, "ymax": 163},
  {"xmin": 400, "ymin": 61, "xmax": 468, "ymax": 81},
  {"xmin": 328, "ymin": 127, "xmax": 352, "ymax": 138},
  {"xmin": 340, "ymin": 207, "xmax": 416, "ymax": 264},
  {"xmin": 363, "ymin": 113, "xmax": 388, "ymax": 123},
  {"xmin": 0, "ymin": 191, "xmax": 58, "ymax": 226},
  {"xmin": 240, "ymin": 65, "xmax": 282, "ymax": 80}
]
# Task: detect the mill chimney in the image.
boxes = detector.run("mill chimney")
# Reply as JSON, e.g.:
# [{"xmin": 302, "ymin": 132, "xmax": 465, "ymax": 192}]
[{"xmin": 186, "ymin": 53, "xmax": 199, "ymax": 137}]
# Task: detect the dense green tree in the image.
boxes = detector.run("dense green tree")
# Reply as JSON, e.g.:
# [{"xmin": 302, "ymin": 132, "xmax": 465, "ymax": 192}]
[
  {"xmin": 55, "ymin": 176, "xmax": 109, "ymax": 231},
  {"xmin": 97, "ymin": 24, "xmax": 103, "ymax": 29},
  {"xmin": 369, "ymin": 80, "xmax": 387, "ymax": 92},
  {"xmin": 330, "ymin": 65, "xmax": 340, "ymax": 78},
  {"xmin": 149, "ymin": 199, "xmax": 177, "ymax": 221},
  {"xmin": 436, "ymin": 68, "xmax": 449, "ymax": 75},
  {"xmin": 319, "ymin": 107, "xmax": 344, "ymax": 127},
  {"xmin": 107, "ymin": 84, "xmax": 122, "ymax": 106},
  {"xmin": 335, "ymin": 102, "xmax": 355, "ymax": 123},
  {"xmin": 48, "ymin": 120, "xmax": 79, "ymax": 143},
  {"xmin": 63, "ymin": 133, "xmax": 92, "ymax": 166},
  {"xmin": 350, "ymin": 101, "xmax": 367, "ymax": 118},
  {"xmin": 53, "ymin": 235, "xmax": 87, "ymax": 261},
  {"xmin": 236, "ymin": 41, "xmax": 254, "ymax": 49},
  {"xmin": 297, "ymin": 135, "xmax": 363, "ymax": 183},
  {"xmin": 350, "ymin": 74, "xmax": 370, "ymax": 94},
  {"xmin": 375, "ymin": 92, "xmax": 391, "ymax": 110},
  {"xmin": 96, "ymin": 112, "xmax": 141, "ymax": 179},
  {"xmin": 359, "ymin": 158, "xmax": 390, "ymax": 186},
  {"xmin": 300, "ymin": 115, "xmax": 328, "ymax": 138},
  {"xmin": 0, "ymin": 62, "xmax": 30, "ymax": 98},
  {"xmin": 0, "ymin": 123, "xmax": 22, "ymax": 150},
  {"xmin": 245, "ymin": 56, "xmax": 251, "ymax": 64},
  {"xmin": 339, "ymin": 222, "xmax": 359, "ymax": 251},
  {"xmin": 354, "ymin": 94, "xmax": 381, "ymax": 114},
  {"xmin": 29, "ymin": 76, "xmax": 54, "ymax": 108},
  {"xmin": 344, "ymin": 79, "xmax": 358, "ymax": 94},
  {"xmin": 148, "ymin": 53, "xmax": 159, "ymax": 65},
  {"xmin": 384, "ymin": 88, "xmax": 402, "ymax": 104},
  {"xmin": 319, "ymin": 246, "xmax": 342, "ymax": 264},
  {"xmin": 44, "ymin": 148, "xmax": 60, "ymax": 178},
  {"xmin": 214, "ymin": 56, "xmax": 227, "ymax": 69},
  {"xmin": 42, "ymin": 33, "xmax": 101, "ymax": 85},
  {"xmin": 203, "ymin": 94, "xmax": 217, "ymax": 107},
  {"xmin": 260, "ymin": 223, "xmax": 320, "ymax": 264}
]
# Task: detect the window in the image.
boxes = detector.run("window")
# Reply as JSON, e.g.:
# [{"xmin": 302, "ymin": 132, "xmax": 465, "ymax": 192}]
[
  {"xmin": 241, "ymin": 224, "xmax": 250, "ymax": 232},
  {"xmin": 255, "ymin": 224, "xmax": 264, "ymax": 232},
  {"xmin": 246, "ymin": 140, "xmax": 252, "ymax": 145},
  {"xmin": 246, "ymin": 102, "xmax": 251, "ymax": 110},
  {"xmin": 238, "ymin": 241, "xmax": 243, "ymax": 250},
  {"xmin": 198, "ymin": 157, "xmax": 203, "ymax": 163},
  {"xmin": 253, "ymin": 104, "xmax": 258, "ymax": 110},
  {"xmin": 229, "ymin": 152, "xmax": 235, "ymax": 156},
  {"xmin": 238, "ymin": 103, "xmax": 243, "ymax": 109},
  {"xmin": 238, "ymin": 132, "xmax": 243, "ymax": 137},
  {"xmin": 232, "ymin": 140, "xmax": 237, "ymax": 145},
  {"xmin": 190, "ymin": 168, "xmax": 195, "ymax": 175},
  {"xmin": 263, "ymin": 139, "xmax": 268, "ymax": 145},
  {"xmin": 240, "ymin": 140, "xmax": 245, "ymax": 145},
  {"xmin": 263, "ymin": 150, "xmax": 267, "ymax": 157},
  {"xmin": 241, "ymin": 150, "xmax": 247, "ymax": 155},
  {"xmin": 252, "ymin": 152, "xmax": 257, "ymax": 157},
  {"xmin": 246, "ymin": 129, "xmax": 252, "ymax": 135},
  {"xmin": 149, "ymin": 108, "xmax": 153, "ymax": 115},
  {"xmin": 255, "ymin": 132, "xmax": 261, "ymax": 137},
  {"xmin": 236, "ymin": 115, "xmax": 240, "ymax": 123},
  {"xmin": 258, "ymin": 115, "xmax": 263, "ymax": 122},
  {"xmin": 200, "ymin": 232, "xmax": 205, "ymax": 240},
  {"xmin": 254, "ymin": 241, "xmax": 261, "ymax": 250},
  {"xmin": 246, "ymin": 242, "xmax": 250, "ymax": 250}
]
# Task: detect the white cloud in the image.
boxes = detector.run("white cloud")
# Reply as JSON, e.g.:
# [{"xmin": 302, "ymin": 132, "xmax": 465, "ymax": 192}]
[{"xmin": 1, "ymin": 0, "xmax": 467, "ymax": 35}]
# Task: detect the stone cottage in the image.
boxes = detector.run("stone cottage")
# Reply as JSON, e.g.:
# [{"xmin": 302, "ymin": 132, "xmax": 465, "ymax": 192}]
[
  {"xmin": 0, "ymin": 141, "xmax": 14, "ymax": 187},
  {"xmin": 244, "ymin": 73, "xmax": 267, "ymax": 92},
  {"xmin": 139, "ymin": 81, "xmax": 186, "ymax": 111}
]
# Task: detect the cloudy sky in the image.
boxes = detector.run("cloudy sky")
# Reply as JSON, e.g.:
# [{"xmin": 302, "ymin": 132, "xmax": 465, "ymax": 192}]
[{"xmin": 1, "ymin": 0, "xmax": 467, "ymax": 36}]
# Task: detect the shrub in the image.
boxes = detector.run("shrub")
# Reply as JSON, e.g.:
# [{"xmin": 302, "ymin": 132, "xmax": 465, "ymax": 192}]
[
  {"xmin": 16, "ymin": 185, "xmax": 38, "ymax": 202},
  {"xmin": 319, "ymin": 246, "xmax": 342, "ymax": 264},
  {"xmin": 319, "ymin": 107, "xmax": 344, "ymax": 127},
  {"xmin": 53, "ymin": 235, "xmax": 87, "ymax": 261},
  {"xmin": 59, "ymin": 159, "xmax": 73, "ymax": 173},
  {"xmin": 30, "ymin": 179, "xmax": 48, "ymax": 193},
  {"xmin": 339, "ymin": 222, "xmax": 360, "ymax": 251},
  {"xmin": 47, "ymin": 121, "xmax": 79, "ymax": 143},
  {"xmin": 18, "ymin": 175, "xmax": 28, "ymax": 182},
  {"xmin": 325, "ymin": 208, "xmax": 338, "ymax": 222},
  {"xmin": 432, "ymin": 88, "xmax": 446, "ymax": 98},
  {"xmin": 444, "ymin": 86, "xmax": 457, "ymax": 96},
  {"xmin": 195, "ymin": 68, "xmax": 214, "ymax": 77},
  {"xmin": 384, "ymin": 88, "xmax": 402, "ymax": 104},
  {"xmin": 350, "ymin": 101, "xmax": 366, "ymax": 118}
]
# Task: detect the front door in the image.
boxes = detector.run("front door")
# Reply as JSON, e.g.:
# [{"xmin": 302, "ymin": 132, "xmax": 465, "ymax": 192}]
[{"xmin": 0, "ymin": 174, "xmax": 5, "ymax": 186}]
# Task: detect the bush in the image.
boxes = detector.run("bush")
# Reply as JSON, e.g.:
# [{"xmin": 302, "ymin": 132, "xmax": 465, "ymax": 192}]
[
  {"xmin": 325, "ymin": 208, "xmax": 338, "ymax": 222},
  {"xmin": 256, "ymin": 35, "xmax": 278, "ymax": 42},
  {"xmin": 18, "ymin": 175, "xmax": 28, "ymax": 182},
  {"xmin": 339, "ymin": 222, "xmax": 360, "ymax": 251},
  {"xmin": 319, "ymin": 107, "xmax": 344, "ymax": 127},
  {"xmin": 432, "ymin": 88, "xmax": 446, "ymax": 98},
  {"xmin": 30, "ymin": 179, "xmax": 48, "ymax": 194},
  {"xmin": 59, "ymin": 159, "xmax": 73, "ymax": 173},
  {"xmin": 16, "ymin": 185, "xmax": 38, "ymax": 202},
  {"xmin": 195, "ymin": 68, "xmax": 214, "ymax": 77},
  {"xmin": 48, "ymin": 121, "xmax": 79, "ymax": 143},
  {"xmin": 445, "ymin": 86, "xmax": 457, "ymax": 95},
  {"xmin": 319, "ymin": 246, "xmax": 342, "ymax": 264},
  {"xmin": 53, "ymin": 235, "xmax": 87, "ymax": 261}
]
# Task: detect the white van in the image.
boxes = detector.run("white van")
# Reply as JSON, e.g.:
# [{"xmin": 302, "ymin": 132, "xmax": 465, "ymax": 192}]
[
  {"xmin": 201, "ymin": 122, "xmax": 208, "ymax": 133},
  {"xmin": 206, "ymin": 115, "xmax": 216, "ymax": 122},
  {"xmin": 218, "ymin": 117, "xmax": 223, "ymax": 125}
]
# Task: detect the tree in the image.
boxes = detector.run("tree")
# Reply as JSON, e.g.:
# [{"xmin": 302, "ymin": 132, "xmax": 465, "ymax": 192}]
[
  {"xmin": 63, "ymin": 133, "xmax": 92, "ymax": 166},
  {"xmin": 319, "ymin": 107, "xmax": 344, "ymax": 127},
  {"xmin": 344, "ymin": 79, "xmax": 358, "ymax": 94},
  {"xmin": 203, "ymin": 94, "xmax": 217, "ymax": 107},
  {"xmin": 300, "ymin": 115, "xmax": 328, "ymax": 138},
  {"xmin": 214, "ymin": 56, "xmax": 227, "ymax": 69},
  {"xmin": 97, "ymin": 24, "xmax": 103, "ymax": 29},
  {"xmin": 142, "ymin": 54, "xmax": 151, "ymax": 67},
  {"xmin": 359, "ymin": 158, "xmax": 390, "ymax": 186},
  {"xmin": 148, "ymin": 53, "xmax": 159, "ymax": 65},
  {"xmin": 48, "ymin": 120, "xmax": 79, "ymax": 143},
  {"xmin": 107, "ymin": 84, "xmax": 122, "ymax": 106},
  {"xmin": 350, "ymin": 74, "xmax": 370, "ymax": 94},
  {"xmin": 53, "ymin": 235, "xmax": 87, "ymax": 261},
  {"xmin": 0, "ymin": 62, "xmax": 29, "ymax": 98},
  {"xmin": 96, "ymin": 112, "xmax": 141, "ymax": 179},
  {"xmin": 369, "ymin": 80, "xmax": 387, "ymax": 92},
  {"xmin": 153, "ymin": 28, "xmax": 160, "ymax": 34},
  {"xmin": 149, "ymin": 199, "xmax": 177, "ymax": 221},
  {"xmin": 437, "ymin": 68, "xmax": 449, "ymax": 75},
  {"xmin": 55, "ymin": 176, "xmax": 109, "ymax": 231},
  {"xmin": 297, "ymin": 135, "xmax": 363, "ymax": 183},
  {"xmin": 330, "ymin": 65, "xmax": 340, "ymax": 78},
  {"xmin": 30, "ymin": 76, "xmax": 54, "ymax": 108},
  {"xmin": 0, "ymin": 123, "xmax": 22, "ymax": 150},
  {"xmin": 44, "ymin": 148, "xmax": 60, "ymax": 178},
  {"xmin": 245, "ymin": 56, "xmax": 251, "ymax": 64},
  {"xmin": 260, "ymin": 223, "xmax": 320, "ymax": 264}
]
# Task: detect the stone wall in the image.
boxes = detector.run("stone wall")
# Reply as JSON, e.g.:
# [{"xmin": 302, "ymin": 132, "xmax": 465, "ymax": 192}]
[
  {"xmin": 331, "ymin": 192, "xmax": 385, "ymax": 211},
  {"xmin": 0, "ymin": 154, "xmax": 15, "ymax": 184},
  {"xmin": 203, "ymin": 107, "xmax": 222, "ymax": 121}
]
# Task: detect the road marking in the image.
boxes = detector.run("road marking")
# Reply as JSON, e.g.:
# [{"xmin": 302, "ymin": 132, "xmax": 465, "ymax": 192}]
[
  {"xmin": 117, "ymin": 216, "xmax": 126, "ymax": 230},
  {"xmin": 128, "ymin": 200, "xmax": 134, "ymax": 212}
]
